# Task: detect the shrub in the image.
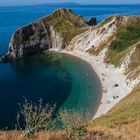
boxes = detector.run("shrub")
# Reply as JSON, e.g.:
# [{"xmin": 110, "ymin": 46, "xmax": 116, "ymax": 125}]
[
  {"xmin": 17, "ymin": 99, "xmax": 55, "ymax": 136},
  {"xmin": 58, "ymin": 110, "xmax": 88, "ymax": 140}
]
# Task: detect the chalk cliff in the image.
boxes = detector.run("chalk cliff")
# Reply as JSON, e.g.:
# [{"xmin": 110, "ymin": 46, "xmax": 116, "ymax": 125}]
[{"xmin": 67, "ymin": 15, "xmax": 140, "ymax": 80}]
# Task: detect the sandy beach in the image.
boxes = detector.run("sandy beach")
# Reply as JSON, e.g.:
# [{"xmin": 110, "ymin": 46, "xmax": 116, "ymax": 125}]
[{"xmin": 59, "ymin": 49, "xmax": 134, "ymax": 119}]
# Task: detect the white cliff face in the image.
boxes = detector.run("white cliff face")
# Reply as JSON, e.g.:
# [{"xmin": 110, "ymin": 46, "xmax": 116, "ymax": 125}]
[
  {"xmin": 120, "ymin": 47, "xmax": 136, "ymax": 73},
  {"xmin": 74, "ymin": 17, "xmax": 118, "ymax": 51},
  {"xmin": 50, "ymin": 26, "xmax": 64, "ymax": 50},
  {"xmin": 120, "ymin": 47, "xmax": 140, "ymax": 88},
  {"xmin": 97, "ymin": 48, "xmax": 108, "ymax": 62},
  {"xmin": 4, "ymin": 24, "xmax": 64, "ymax": 60},
  {"xmin": 126, "ymin": 75, "xmax": 140, "ymax": 90},
  {"xmin": 68, "ymin": 15, "xmax": 140, "ymax": 90}
]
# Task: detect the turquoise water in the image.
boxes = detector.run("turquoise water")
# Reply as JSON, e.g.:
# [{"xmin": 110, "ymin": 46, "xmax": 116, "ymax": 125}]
[
  {"xmin": 0, "ymin": 52, "xmax": 101, "ymax": 129},
  {"xmin": 0, "ymin": 4, "xmax": 140, "ymax": 129}
]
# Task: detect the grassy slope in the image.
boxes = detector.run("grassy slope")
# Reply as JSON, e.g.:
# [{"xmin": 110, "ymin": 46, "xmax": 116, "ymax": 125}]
[
  {"xmin": 91, "ymin": 84, "xmax": 140, "ymax": 128},
  {"xmin": 106, "ymin": 16, "xmax": 140, "ymax": 66}
]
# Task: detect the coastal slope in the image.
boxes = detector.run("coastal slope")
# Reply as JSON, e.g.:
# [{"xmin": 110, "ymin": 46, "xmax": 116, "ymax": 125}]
[{"xmin": 90, "ymin": 83, "xmax": 140, "ymax": 140}]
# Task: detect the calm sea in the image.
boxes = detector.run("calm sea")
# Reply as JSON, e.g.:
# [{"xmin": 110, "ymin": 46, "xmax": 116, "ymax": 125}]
[{"xmin": 0, "ymin": 4, "xmax": 140, "ymax": 129}]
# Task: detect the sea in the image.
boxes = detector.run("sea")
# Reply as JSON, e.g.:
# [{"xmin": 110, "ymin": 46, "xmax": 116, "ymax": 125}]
[{"xmin": 0, "ymin": 4, "xmax": 140, "ymax": 129}]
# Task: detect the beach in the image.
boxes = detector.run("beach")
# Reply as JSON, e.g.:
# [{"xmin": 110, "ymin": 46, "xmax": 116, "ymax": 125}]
[{"xmin": 60, "ymin": 49, "xmax": 133, "ymax": 119}]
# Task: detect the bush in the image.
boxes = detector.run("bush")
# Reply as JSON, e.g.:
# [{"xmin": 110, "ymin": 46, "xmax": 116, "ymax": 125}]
[
  {"xmin": 17, "ymin": 99, "xmax": 89, "ymax": 139},
  {"xmin": 58, "ymin": 110, "xmax": 88, "ymax": 140},
  {"xmin": 17, "ymin": 99, "xmax": 55, "ymax": 136}
]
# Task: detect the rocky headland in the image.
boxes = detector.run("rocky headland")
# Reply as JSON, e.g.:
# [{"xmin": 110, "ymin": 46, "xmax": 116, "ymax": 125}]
[{"xmin": 0, "ymin": 8, "xmax": 92, "ymax": 62}]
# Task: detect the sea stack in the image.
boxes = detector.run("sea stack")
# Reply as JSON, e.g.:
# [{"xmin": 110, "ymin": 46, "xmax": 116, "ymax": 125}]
[{"xmin": 86, "ymin": 17, "xmax": 97, "ymax": 26}]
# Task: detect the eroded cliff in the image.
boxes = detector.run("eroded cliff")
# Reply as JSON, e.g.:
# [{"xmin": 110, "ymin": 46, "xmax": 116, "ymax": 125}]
[
  {"xmin": 1, "ymin": 8, "xmax": 89, "ymax": 61},
  {"xmin": 67, "ymin": 15, "xmax": 140, "ymax": 81}
]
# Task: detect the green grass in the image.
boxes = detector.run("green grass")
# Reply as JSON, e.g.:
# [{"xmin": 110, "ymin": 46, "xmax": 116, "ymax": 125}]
[
  {"xmin": 107, "ymin": 17, "xmax": 140, "ymax": 66},
  {"xmin": 91, "ymin": 84, "xmax": 140, "ymax": 128},
  {"xmin": 110, "ymin": 25, "xmax": 140, "ymax": 51}
]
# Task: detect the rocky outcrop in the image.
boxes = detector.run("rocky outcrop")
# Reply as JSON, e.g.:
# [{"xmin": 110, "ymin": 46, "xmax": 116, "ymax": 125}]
[
  {"xmin": 8, "ymin": 23, "xmax": 52, "ymax": 58},
  {"xmin": 86, "ymin": 17, "xmax": 97, "ymax": 26},
  {"xmin": 1, "ymin": 8, "xmax": 88, "ymax": 62}
]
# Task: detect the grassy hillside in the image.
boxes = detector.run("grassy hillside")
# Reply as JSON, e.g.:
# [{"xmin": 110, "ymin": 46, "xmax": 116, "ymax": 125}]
[
  {"xmin": 88, "ymin": 84, "xmax": 140, "ymax": 139},
  {"xmin": 91, "ymin": 84, "xmax": 140, "ymax": 128}
]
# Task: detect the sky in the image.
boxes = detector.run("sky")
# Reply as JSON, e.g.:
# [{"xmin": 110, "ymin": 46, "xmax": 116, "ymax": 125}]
[{"xmin": 0, "ymin": 0, "xmax": 140, "ymax": 6}]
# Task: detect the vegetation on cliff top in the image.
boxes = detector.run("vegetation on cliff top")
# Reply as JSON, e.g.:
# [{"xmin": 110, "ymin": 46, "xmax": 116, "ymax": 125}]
[
  {"xmin": 42, "ymin": 8, "xmax": 88, "ymax": 46},
  {"xmin": 11, "ymin": 8, "xmax": 89, "ymax": 53},
  {"xmin": 105, "ymin": 16, "xmax": 140, "ymax": 66}
]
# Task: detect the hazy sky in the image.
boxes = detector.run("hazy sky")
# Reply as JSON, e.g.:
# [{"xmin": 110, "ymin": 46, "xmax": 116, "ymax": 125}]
[{"xmin": 0, "ymin": 0, "xmax": 140, "ymax": 6}]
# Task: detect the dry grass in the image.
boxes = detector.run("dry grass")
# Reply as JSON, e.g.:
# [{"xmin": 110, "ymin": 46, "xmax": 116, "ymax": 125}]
[
  {"xmin": 0, "ymin": 130, "xmax": 114, "ymax": 140},
  {"xmin": 112, "ymin": 120, "xmax": 140, "ymax": 140},
  {"xmin": 0, "ymin": 131, "xmax": 66, "ymax": 140},
  {"xmin": 87, "ymin": 120, "xmax": 140, "ymax": 140},
  {"xmin": 88, "ymin": 84, "xmax": 140, "ymax": 140},
  {"xmin": 2, "ymin": 122, "xmax": 140, "ymax": 140},
  {"xmin": 0, "ymin": 131, "xmax": 22, "ymax": 140}
]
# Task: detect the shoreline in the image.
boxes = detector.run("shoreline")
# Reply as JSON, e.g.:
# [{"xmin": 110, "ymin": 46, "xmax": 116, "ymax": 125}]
[
  {"xmin": 61, "ymin": 51, "xmax": 102, "ymax": 118},
  {"xmin": 56, "ymin": 49, "xmax": 132, "ymax": 119}
]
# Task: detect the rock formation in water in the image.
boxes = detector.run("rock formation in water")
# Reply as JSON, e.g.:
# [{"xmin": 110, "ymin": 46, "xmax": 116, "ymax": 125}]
[
  {"xmin": 1, "ymin": 8, "xmax": 90, "ymax": 62},
  {"xmin": 86, "ymin": 17, "xmax": 97, "ymax": 26}
]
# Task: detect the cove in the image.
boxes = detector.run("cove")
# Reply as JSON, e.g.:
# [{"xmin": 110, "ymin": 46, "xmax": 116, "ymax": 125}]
[{"xmin": 0, "ymin": 52, "xmax": 101, "ymax": 129}]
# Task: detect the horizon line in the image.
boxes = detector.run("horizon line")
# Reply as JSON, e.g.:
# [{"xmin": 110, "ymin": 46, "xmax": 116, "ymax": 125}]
[{"xmin": 0, "ymin": 2, "xmax": 140, "ymax": 7}]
